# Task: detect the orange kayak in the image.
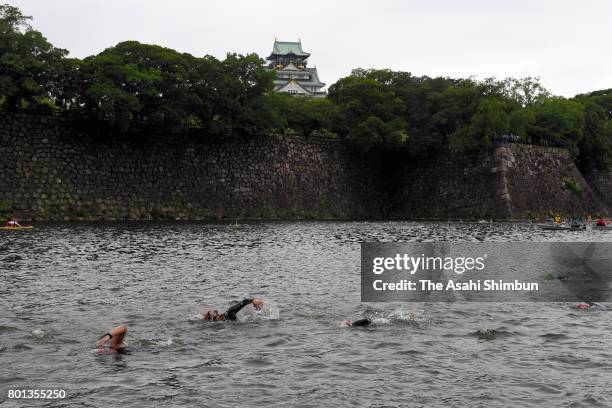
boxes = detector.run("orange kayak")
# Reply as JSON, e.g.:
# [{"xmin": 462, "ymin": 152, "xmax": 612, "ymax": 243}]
[{"xmin": 0, "ymin": 226, "xmax": 33, "ymax": 231}]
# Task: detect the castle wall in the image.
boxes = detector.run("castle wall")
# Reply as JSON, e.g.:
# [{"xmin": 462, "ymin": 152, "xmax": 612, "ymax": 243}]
[
  {"xmin": 0, "ymin": 113, "xmax": 606, "ymax": 221},
  {"xmin": 387, "ymin": 144, "xmax": 607, "ymax": 220},
  {"xmin": 0, "ymin": 114, "xmax": 385, "ymax": 220}
]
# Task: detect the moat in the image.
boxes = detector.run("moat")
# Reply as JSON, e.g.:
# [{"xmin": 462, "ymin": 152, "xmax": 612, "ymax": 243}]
[{"xmin": 1, "ymin": 221, "xmax": 610, "ymax": 407}]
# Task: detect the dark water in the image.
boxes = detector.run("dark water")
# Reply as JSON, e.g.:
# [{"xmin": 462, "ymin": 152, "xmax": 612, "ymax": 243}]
[{"xmin": 1, "ymin": 222, "xmax": 611, "ymax": 407}]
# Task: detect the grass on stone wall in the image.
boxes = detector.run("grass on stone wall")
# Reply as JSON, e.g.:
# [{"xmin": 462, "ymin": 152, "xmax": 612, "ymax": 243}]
[{"xmin": 562, "ymin": 178, "xmax": 583, "ymax": 198}]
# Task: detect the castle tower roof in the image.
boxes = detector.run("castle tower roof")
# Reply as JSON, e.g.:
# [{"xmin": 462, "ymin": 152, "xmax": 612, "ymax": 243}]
[{"xmin": 268, "ymin": 40, "xmax": 310, "ymax": 59}]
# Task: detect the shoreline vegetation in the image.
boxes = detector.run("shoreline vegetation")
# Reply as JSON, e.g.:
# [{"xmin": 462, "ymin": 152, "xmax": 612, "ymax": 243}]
[{"xmin": 0, "ymin": 4, "xmax": 611, "ymax": 222}]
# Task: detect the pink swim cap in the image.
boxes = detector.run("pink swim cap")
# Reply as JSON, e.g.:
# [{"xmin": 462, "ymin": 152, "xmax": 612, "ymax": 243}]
[{"xmin": 576, "ymin": 303, "xmax": 590, "ymax": 309}]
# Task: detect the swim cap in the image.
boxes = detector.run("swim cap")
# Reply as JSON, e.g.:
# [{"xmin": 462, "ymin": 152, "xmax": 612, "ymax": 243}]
[{"xmin": 576, "ymin": 303, "xmax": 590, "ymax": 309}]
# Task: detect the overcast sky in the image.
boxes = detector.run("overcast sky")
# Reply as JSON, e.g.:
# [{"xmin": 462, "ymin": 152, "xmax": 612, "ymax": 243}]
[{"xmin": 8, "ymin": 0, "xmax": 612, "ymax": 96}]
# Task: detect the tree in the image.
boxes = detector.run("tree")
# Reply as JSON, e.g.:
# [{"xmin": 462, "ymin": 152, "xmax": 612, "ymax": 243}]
[
  {"xmin": 447, "ymin": 98, "xmax": 507, "ymax": 153},
  {"xmin": 328, "ymin": 75, "xmax": 408, "ymax": 149},
  {"xmin": 51, "ymin": 57, "xmax": 81, "ymax": 112},
  {"xmin": 189, "ymin": 55, "xmax": 226, "ymax": 132},
  {"xmin": 509, "ymin": 108, "xmax": 536, "ymax": 138},
  {"xmin": 284, "ymin": 97, "xmax": 339, "ymax": 137},
  {"xmin": 217, "ymin": 53, "xmax": 276, "ymax": 135},
  {"xmin": 0, "ymin": 4, "xmax": 67, "ymax": 111},
  {"xmin": 349, "ymin": 116, "xmax": 407, "ymax": 151},
  {"xmin": 576, "ymin": 101, "xmax": 612, "ymax": 170},
  {"xmin": 484, "ymin": 76, "xmax": 550, "ymax": 107},
  {"xmin": 471, "ymin": 97, "xmax": 510, "ymax": 139},
  {"xmin": 426, "ymin": 80, "xmax": 482, "ymax": 146},
  {"xmin": 77, "ymin": 41, "xmax": 199, "ymax": 131},
  {"xmin": 529, "ymin": 97, "xmax": 585, "ymax": 158}
]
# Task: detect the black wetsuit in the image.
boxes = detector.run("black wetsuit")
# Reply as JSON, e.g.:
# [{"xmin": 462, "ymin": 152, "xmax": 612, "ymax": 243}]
[
  {"xmin": 224, "ymin": 298, "xmax": 253, "ymax": 320},
  {"xmin": 351, "ymin": 318, "xmax": 371, "ymax": 327}
]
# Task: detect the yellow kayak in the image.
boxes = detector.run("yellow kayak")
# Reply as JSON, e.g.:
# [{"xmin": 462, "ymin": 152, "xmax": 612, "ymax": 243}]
[{"xmin": 0, "ymin": 226, "xmax": 33, "ymax": 231}]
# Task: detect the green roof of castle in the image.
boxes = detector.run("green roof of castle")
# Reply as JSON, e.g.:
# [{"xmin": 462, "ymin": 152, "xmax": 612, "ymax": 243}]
[{"xmin": 271, "ymin": 40, "xmax": 310, "ymax": 57}]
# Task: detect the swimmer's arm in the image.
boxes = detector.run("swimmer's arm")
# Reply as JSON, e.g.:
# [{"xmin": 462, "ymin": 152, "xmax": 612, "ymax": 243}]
[
  {"xmin": 593, "ymin": 302, "xmax": 608, "ymax": 310},
  {"xmin": 96, "ymin": 325, "xmax": 128, "ymax": 347},
  {"xmin": 96, "ymin": 332, "xmax": 113, "ymax": 347},
  {"xmin": 224, "ymin": 298, "xmax": 263, "ymax": 320},
  {"xmin": 251, "ymin": 298, "xmax": 264, "ymax": 310}
]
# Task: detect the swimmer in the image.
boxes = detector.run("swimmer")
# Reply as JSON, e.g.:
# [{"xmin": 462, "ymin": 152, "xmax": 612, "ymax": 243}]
[
  {"xmin": 344, "ymin": 318, "xmax": 371, "ymax": 327},
  {"xmin": 576, "ymin": 302, "xmax": 590, "ymax": 309},
  {"xmin": 576, "ymin": 301, "xmax": 607, "ymax": 310},
  {"xmin": 202, "ymin": 298, "xmax": 264, "ymax": 321},
  {"xmin": 96, "ymin": 325, "xmax": 128, "ymax": 352}
]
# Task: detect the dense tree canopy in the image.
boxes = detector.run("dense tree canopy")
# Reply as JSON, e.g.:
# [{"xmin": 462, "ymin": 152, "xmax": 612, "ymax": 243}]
[
  {"xmin": 64, "ymin": 42, "xmax": 275, "ymax": 133},
  {"xmin": 0, "ymin": 4, "xmax": 611, "ymax": 167},
  {"xmin": 0, "ymin": 4, "xmax": 67, "ymax": 111},
  {"xmin": 328, "ymin": 75, "xmax": 407, "ymax": 149},
  {"xmin": 574, "ymin": 90, "xmax": 612, "ymax": 170}
]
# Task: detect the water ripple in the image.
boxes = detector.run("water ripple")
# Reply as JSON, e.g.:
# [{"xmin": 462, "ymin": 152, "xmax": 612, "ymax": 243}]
[{"xmin": 1, "ymin": 221, "xmax": 611, "ymax": 407}]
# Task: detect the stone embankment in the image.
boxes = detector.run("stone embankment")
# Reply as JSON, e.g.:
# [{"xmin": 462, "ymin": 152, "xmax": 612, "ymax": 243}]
[
  {"xmin": 0, "ymin": 113, "xmax": 607, "ymax": 220},
  {"xmin": 386, "ymin": 144, "xmax": 605, "ymax": 220}
]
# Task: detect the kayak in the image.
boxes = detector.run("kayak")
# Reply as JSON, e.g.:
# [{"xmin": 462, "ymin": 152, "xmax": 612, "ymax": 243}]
[
  {"xmin": 0, "ymin": 226, "xmax": 33, "ymax": 231},
  {"xmin": 539, "ymin": 224, "xmax": 585, "ymax": 231}
]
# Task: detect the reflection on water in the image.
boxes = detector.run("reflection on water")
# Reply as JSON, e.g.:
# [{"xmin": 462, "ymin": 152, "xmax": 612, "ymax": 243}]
[{"xmin": 1, "ymin": 221, "xmax": 611, "ymax": 407}]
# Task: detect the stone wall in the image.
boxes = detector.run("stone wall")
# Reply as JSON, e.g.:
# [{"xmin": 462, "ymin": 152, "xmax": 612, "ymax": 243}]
[
  {"xmin": 583, "ymin": 169, "xmax": 612, "ymax": 211},
  {"xmin": 387, "ymin": 144, "xmax": 607, "ymax": 220},
  {"xmin": 386, "ymin": 150, "xmax": 505, "ymax": 219},
  {"xmin": 0, "ymin": 113, "xmax": 606, "ymax": 220},
  {"xmin": 0, "ymin": 113, "xmax": 386, "ymax": 220},
  {"xmin": 499, "ymin": 144, "xmax": 606, "ymax": 218}
]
